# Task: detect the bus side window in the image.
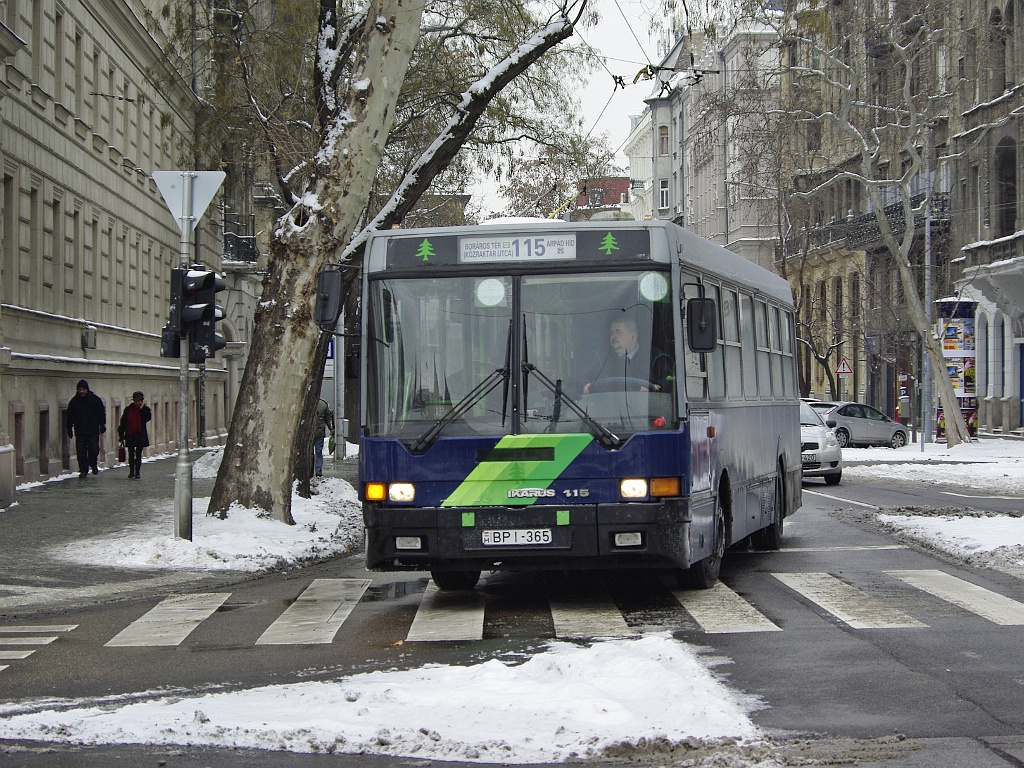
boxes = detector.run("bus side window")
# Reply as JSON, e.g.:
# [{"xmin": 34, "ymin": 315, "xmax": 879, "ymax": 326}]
[
  {"xmin": 769, "ymin": 306, "xmax": 784, "ymax": 397},
  {"xmin": 707, "ymin": 284, "xmax": 726, "ymax": 398},
  {"xmin": 780, "ymin": 309, "xmax": 797, "ymax": 397},
  {"xmin": 739, "ymin": 294, "xmax": 758, "ymax": 399},
  {"xmin": 755, "ymin": 300, "xmax": 771, "ymax": 398},
  {"xmin": 722, "ymin": 289, "xmax": 741, "ymax": 400},
  {"xmin": 681, "ymin": 279, "xmax": 708, "ymax": 401}
]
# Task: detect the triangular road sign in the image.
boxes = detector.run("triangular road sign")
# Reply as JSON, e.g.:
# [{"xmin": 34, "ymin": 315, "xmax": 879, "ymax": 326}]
[
  {"xmin": 153, "ymin": 171, "xmax": 226, "ymax": 233},
  {"xmin": 836, "ymin": 357, "xmax": 854, "ymax": 376}
]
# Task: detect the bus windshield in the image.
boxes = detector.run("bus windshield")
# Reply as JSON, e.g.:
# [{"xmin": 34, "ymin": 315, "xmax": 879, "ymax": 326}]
[{"xmin": 364, "ymin": 270, "xmax": 677, "ymax": 442}]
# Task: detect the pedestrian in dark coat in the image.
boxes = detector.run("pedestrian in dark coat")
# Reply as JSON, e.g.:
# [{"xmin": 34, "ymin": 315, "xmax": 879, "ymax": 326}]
[
  {"xmin": 117, "ymin": 391, "xmax": 151, "ymax": 479},
  {"xmin": 66, "ymin": 379, "xmax": 106, "ymax": 478}
]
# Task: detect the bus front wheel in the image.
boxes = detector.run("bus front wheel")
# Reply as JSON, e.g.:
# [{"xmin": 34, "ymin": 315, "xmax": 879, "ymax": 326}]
[
  {"xmin": 430, "ymin": 570, "xmax": 481, "ymax": 591},
  {"xmin": 683, "ymin": 495, "xmax": 726, "ymax": 589}
]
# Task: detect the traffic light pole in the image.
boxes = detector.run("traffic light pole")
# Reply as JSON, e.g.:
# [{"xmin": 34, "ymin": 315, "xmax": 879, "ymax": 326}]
[
  {"xmin": 175, "ymin": 173, "xmax": 195, "ymax": 541},
  {"xmin": 153, "ymin": 169, "xmax": 225, "ymax": 543}
]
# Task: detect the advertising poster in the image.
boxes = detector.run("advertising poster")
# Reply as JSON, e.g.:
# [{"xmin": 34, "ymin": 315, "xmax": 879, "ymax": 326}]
[
  {"xmin": 945, "ymin": 356, "xmax": 976, "ymax": 397},
  {"xmin": 942, "ymin": 318, "xmax": 975, "ymax": 352}
]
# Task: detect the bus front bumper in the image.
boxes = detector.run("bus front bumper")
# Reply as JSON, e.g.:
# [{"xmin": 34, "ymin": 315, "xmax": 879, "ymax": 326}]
[{"xmin": 363, "ymin": 500, "xmax": 692, "ymax": 572}]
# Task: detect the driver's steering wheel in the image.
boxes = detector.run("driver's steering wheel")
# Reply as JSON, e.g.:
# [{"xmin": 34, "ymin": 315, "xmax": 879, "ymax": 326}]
[{"xmin": 586, "ymin": 376, "xmax": 654, "ymax": 394}]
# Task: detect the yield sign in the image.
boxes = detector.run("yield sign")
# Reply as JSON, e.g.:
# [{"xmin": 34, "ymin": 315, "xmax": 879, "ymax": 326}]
[
  {"xmin": 835, "ymin": 356, "xmax": 854, "ymax": 376},
  {"xmin": 153, "ymin": 170, "xmax": 226, "ymax": 233}
]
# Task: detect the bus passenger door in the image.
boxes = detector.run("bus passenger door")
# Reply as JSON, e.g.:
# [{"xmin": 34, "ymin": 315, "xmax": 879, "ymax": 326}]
[{"xmin": 689, "ymin": 411, "xmax": 712, "ymax": 494}]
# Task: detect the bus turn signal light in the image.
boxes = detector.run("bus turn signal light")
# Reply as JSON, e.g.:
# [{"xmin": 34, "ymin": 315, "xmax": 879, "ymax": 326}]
[
  {"xmin": 365, "ymin": 482, "xmax": 386, "ymax": 501},
  {"xmin": 650, "ymin": 477, "xmax": 680, "ymax": 497}
]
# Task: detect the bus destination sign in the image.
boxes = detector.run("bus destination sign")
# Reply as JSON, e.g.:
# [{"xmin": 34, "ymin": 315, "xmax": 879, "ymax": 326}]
[
  {"xmin": 459, "ymin": 234, "xmax": 576, "ymax": 263},
  {"xmin": 382, "ymin": 228, "xmax": 652, "ymax": 269}
]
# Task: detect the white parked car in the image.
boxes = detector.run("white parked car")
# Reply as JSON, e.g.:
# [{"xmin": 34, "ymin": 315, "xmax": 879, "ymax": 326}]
[{"xmin": 800, "ymin": 402, "xmax": 843, "ymax": 485}]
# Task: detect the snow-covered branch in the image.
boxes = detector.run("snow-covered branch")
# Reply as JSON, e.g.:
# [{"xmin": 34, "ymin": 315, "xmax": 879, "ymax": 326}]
[{"xmin": 338, "ymin": 5, "xmax": 586, "ymax": 260}]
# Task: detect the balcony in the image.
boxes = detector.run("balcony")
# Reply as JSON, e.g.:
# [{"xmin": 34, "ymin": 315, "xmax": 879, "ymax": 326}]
[
  {"xmin": 223, "ymin": 232, "xmax": 260, "ymax": 263},
  {"xmin": 786, "ymin": 193, "xmax": 950, "ymax": 254}
]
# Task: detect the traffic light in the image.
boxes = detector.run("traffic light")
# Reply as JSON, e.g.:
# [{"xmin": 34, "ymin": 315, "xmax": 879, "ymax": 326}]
[
  {"xmin": 159, "ymin": 323, "xmax": 180, "ymax": 358},
  {"xmin": 181, "ymin": 267, "xmax": 220, "ymax": 330},
  {"xmin": 187, "ymin": 267, "xmax": 227, "ymax": 362},
  {"xmin": 161, "ymin": 266, "xmax": 227, "ymax": 361}
]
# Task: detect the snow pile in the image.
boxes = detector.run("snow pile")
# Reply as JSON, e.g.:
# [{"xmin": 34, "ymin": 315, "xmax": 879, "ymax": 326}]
[
  {"xmin": 48, "ymin": 448, "xmax": 363, "ymax": 572},
  {"xmin": 0, "ymin": 635, "xmax": 763, "ymax": 762},
  {"xmin": 841, "ymin": 439, "xmax": 1024, "ymax": 494},
  {"xmin": 876, "ymin": 510, "xmax": 1024, "ymax": 570},
  {"xmin": 833, "ymin": 439, "xmax": 1024, "ymax": 570}
]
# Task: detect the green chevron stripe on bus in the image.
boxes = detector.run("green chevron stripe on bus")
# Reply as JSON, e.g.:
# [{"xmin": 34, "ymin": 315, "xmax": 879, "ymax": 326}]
[{"xmin": 440, "ymin": 434, "xmax": 594, "ymax": 508}]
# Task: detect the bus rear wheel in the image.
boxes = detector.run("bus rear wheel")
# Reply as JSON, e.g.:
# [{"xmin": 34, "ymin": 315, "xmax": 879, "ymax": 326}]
[
  {"xmin": 682, "ymin": 495, "xmax": 726, "ymax": 589},
  {"xmin": 430, "ymin": 570, "xmax": 481, "ymax": 591},
  {"xmin": 751, "ymin": 468, "xmax": 784, "ymax": 550}
]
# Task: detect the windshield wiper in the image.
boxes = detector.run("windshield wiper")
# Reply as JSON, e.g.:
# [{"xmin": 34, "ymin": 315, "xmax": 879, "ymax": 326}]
[
  {"xmin": 522, "ymin": 363, "xmax": 623, "ymax": 449},
  {"xmin": 409, "ymin": 367, "xmax": 510, "ymax": 453}
]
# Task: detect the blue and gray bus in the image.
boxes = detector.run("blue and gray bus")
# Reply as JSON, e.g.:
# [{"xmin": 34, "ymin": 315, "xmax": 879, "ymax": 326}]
[{"xmin": 358, "ymin": 219, "xmax": 801, "ymax": 590}]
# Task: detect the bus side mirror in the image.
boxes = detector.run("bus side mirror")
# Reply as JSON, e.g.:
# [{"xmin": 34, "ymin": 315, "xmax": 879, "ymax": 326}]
[
  {"xmin": 686, "ymin": 298, "xmax": 717, "ymax": 352},
  {"xmin": 314, "ymin": 270, "xmax": 343, "ymax": 328}
]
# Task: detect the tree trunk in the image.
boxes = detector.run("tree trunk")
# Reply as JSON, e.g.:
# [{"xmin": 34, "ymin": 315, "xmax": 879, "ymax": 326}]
[
  {"xmin": 209, "ymin": 0, "xmax": 423, "ymax": 521},
  {"xmin": 893, "ymin": 254, "xmax": 970, "ymax": 447},
  {"xmin": 867, "ymin": 187, "xmax": 969, "ymax": 448}
]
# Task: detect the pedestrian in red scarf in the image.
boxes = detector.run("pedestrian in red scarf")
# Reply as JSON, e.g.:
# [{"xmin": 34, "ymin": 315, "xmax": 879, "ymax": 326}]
[{"xmin": 117, "ymin": 391, "xmax": 152, "ymax": 479}]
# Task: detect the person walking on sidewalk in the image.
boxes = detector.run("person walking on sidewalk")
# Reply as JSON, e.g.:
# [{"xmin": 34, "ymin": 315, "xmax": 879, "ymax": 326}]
[
  {"xmin": 313, "ymin": 398, "xmax": 335, "ymax": 478},
  {"xmin": 117, "ymin": 391, "xmax": 151, "ymax": 479},
  {"xmin": 66, "ymin": 379, "xmax": 106, "ymax": 478}
]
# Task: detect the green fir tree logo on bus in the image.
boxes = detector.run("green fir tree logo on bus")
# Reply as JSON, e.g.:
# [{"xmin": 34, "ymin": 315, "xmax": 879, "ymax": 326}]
[
  {"xmin": 598, "ymin": 232, "xmax": 619, "ymax": 255},
  {"xmin": 416, "ymin": 239, "xmax": 436, "ymax": 262}
]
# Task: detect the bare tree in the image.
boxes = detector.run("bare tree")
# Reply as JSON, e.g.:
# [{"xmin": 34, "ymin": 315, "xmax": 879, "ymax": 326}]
[
  {"xmin": 199, "ymin": 0, "xmax": 592, "ymax": 522},
  {"xmin": 497, "ymin": 139, "xmax": 621, "ymax": 217},
  {"xmin": 783, "ymin": 0, "xmax": 970, "ymax": 445},
  {"xmin": 704, "ymin": 0, "xmax": 970, "ymax": 444}
]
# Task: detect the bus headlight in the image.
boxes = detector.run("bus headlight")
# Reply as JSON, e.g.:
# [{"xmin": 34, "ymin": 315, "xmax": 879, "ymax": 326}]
[
  {"xmin": 620, "ymin": 478, "xmax": 648, "ymax": 499},
  {"xmin": 389, "ymin": 483, "xmax": 416, "ymax": 502}
]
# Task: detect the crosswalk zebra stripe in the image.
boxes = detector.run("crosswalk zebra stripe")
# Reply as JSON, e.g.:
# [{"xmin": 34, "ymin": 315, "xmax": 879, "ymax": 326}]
[
  {"xmin": 672, "ymin": 583, "xmax": 782, "ymax": 634},
  {"xmin": 256, "ymin": 578, "xmax": 371, "ymax": 645},
  {"xmin": 0, "ymin": 625, "xmax": 78, "ymax": 633},
  {"xmin": 547, "ymin": 581, "xmax": 635, "ymax": 639},
  {"xmin": 0, "ymin": 637, "xmax": 58, "ymax": 645},
  {"xmin": 0, "ymin": 650, "xmax": 35, "ymax": 660},
  {"xmin": 773, "ymin": 572, "xmax": 927, "ymax": 629},
  {"xmin": 105, "ymin": 593, "xmax": 230, "ymax": 647},
  {"xmin": 887, "ymin": 570, "xmax": 1024, "ymax": 626},
  {"xmin": 405, "ymin": 581, "xmax": 486, "ymax": 641},
  {"xmin": 0, "ymin": 666, "xmax": 7, "ymax": 672}
]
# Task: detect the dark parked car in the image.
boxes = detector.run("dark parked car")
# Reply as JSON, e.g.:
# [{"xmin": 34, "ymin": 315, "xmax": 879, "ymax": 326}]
[{"xmin": 808, "ymin": 401, "xmax": 909, "ymax": 449}]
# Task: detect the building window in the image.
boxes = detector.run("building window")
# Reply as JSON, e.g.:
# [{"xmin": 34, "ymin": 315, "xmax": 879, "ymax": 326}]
[
  {"xmin": 659, "ymin": 179, "xmax": 669, "ymax": 209},
  {"xmin": 806, "ymin": 122, "xmax": 821, "ymax": 152},
  {"xmin": 994, "ymin": 136, "xmax": 1018, "ymax": 238},
  {"xmin": 851, "ymin": 275, "xmax": 860, "ymax": 323},
  {"xmin": 658, "ymin": 125, "xmax": 669, "ymax": 156}
]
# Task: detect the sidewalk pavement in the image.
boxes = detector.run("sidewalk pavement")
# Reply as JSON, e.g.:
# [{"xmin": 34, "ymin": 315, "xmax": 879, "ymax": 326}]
[{"xmin": 0, "ymin": 451, "xmax": 360, "ymax": 619}]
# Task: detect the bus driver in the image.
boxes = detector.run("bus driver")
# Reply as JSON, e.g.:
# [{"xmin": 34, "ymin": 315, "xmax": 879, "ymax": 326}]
[{"xmin": 583, "ymin": 315, "xmax": 674, "ymax": 394}]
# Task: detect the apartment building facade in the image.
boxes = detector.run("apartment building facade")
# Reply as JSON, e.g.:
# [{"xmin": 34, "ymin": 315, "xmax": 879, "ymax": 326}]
[
  {"xmin": 0, "ymin": 0, "xmax": 250, "ymax": 506},
  {"xmin": 950, "ymin": 0, "xmax": 1024, "ymax": 435}
]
